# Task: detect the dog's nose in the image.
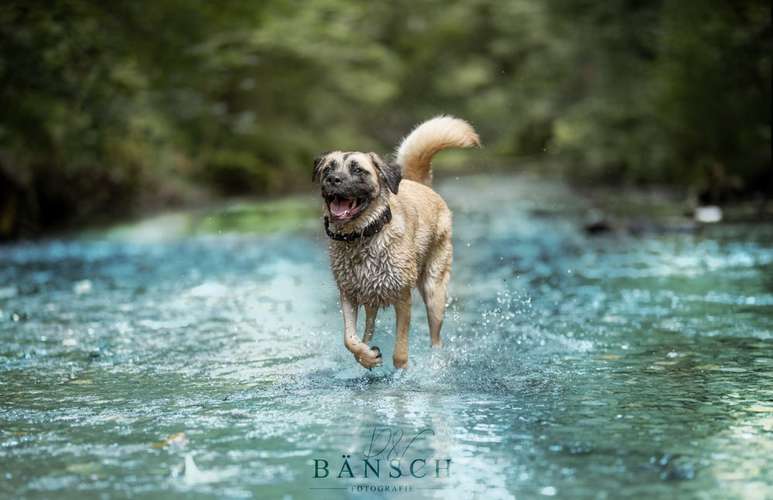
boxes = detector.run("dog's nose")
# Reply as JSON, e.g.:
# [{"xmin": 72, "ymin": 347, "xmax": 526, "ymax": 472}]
[{"xmin": 327, "ymin": 174, "xmax": 343, "ymax": 185}]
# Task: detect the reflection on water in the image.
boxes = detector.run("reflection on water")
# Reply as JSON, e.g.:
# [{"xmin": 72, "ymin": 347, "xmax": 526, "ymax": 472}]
[{"xmin": 1, "ymin": 175, "xmax": 771, "ymax": 499}]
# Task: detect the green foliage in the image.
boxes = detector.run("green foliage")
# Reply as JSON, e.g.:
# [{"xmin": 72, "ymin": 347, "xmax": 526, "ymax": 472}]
[{"xmin": 0, "ymin": 0, "xmax": 769, "ymax": 238}]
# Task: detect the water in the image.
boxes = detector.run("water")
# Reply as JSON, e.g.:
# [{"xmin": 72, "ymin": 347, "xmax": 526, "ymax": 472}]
[{"xmin": 1, "ymin": 175, "xmax": 771, "ymax": 499}]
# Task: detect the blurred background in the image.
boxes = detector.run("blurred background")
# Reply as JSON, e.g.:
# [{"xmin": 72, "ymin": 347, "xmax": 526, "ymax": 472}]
[{"xmin": 0, "ymin": 0, "xmax": 770, "ymax": 239}]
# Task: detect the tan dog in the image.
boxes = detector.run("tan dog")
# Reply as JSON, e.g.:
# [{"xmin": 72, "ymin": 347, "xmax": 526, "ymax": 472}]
[{"xmin": 313, "ymin": 116, "xmax": 480, "ymax": 369}]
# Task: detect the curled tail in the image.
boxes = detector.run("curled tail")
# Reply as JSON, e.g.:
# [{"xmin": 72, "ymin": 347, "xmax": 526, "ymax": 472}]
[{"xmin": 395, "ymin": 115, "xmax": 480, "ymax": 186}]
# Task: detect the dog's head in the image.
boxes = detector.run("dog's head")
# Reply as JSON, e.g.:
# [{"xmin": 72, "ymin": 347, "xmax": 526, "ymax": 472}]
[{"xmin": 312, "ymin": 151, "xmax": 401, "ymax": 224}]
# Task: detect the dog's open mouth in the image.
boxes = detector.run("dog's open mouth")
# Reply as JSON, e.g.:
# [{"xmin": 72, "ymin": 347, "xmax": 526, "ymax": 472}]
[{"xmin": 326, "ymin": 195, "xmax": 367, "ymax": 222}]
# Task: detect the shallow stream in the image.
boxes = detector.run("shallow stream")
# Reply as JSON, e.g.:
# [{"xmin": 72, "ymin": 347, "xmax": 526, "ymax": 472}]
[{"xmin": 1, "ymin": 175, "xmax": 771, "ymax": 498}]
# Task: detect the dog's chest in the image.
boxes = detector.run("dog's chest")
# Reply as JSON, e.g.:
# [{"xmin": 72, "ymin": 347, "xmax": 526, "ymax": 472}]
[{"xmin": 329, "ymin": 239, "xmax": 412, "ymax": 307}]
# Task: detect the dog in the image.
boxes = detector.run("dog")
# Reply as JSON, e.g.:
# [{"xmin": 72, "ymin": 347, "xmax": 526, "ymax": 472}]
[{"xmin": 312, "ymin": 116, "xmax": 480, "ymax": 369}]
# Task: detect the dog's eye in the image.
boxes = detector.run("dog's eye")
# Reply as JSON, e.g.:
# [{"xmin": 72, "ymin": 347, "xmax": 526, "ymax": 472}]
[{"xmin": 350, "ymin": 162, "xmax": 366, "ymax": 175}]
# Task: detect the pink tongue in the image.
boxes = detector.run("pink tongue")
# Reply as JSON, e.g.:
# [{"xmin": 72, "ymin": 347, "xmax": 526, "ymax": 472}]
[{"xmin": 330, "ymin": 198, "xmax": 353, "ymax": 217}]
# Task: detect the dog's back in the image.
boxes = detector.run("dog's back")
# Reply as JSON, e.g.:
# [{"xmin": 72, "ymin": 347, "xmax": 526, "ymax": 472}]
[{"xmin": 393, "ymin": 115, "xmax": 480, "ymax": 265}]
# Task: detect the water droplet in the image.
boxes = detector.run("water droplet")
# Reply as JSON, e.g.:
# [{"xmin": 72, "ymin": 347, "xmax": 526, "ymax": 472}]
[{"xmin": 73, "ymin": 280, "xmax": 93, "ymax": 295}]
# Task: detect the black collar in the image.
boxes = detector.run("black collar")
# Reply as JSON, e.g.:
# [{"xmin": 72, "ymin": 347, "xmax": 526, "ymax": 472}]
[{"xmin": 324, "ymin": 206, "xmax": 392, "ymax": 242}]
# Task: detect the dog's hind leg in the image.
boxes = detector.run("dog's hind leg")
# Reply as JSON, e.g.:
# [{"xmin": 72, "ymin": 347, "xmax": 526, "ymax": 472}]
[
  {"xmin": 393, "ymin": 289, "xmax": 412, "ymax": 369},
  {"xmin": 420, "ymin": 238, "xmax": 452, "ymax": 348},
  {"xmin": 362, "ymin": 305, "xmax": 378, "ymax": 344}
]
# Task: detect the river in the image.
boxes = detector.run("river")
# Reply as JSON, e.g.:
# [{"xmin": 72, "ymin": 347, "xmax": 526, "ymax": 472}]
[{"xmin": 1, "ymin": 174, "xmax": 771, "ymax": 499}]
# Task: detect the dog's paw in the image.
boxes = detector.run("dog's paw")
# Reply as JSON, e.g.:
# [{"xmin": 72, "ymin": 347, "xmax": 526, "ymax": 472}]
[{"xmin": 354, "ymin": 345, "xmax": 382, "ymax": 369}]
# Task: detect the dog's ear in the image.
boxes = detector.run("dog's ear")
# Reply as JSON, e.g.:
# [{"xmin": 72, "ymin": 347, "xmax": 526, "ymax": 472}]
[
  {"xmin": 368, "ymin": 153, "xmax": 401, "ymax": 194},
  {"xmin": 312, "ymin": 152, "xmax": 330, "ymax": 182}
]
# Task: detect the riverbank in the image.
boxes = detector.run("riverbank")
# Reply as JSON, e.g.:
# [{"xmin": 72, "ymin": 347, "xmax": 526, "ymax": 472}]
[{"xmin": 3, "ymin": 169, "xmax": 771, "ymax": 246}]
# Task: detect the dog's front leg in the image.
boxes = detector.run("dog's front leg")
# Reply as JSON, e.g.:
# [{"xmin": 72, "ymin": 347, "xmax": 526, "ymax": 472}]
[
  {"xmin": 393, "ymin": 290, "xmax": 412, "ymax": 369},
  {"xmin": 341, "ymin": 294, "xmax": 382, "ymax": 369},
  {"xmin": 362, "ymin": 305, "xmax": 378, "ymax": 344}
]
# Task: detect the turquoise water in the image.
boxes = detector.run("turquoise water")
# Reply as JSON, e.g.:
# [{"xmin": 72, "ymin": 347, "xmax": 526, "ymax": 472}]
[{"xmin": 1, "ymin": 175, "xmax": 771, "ymax": 499}]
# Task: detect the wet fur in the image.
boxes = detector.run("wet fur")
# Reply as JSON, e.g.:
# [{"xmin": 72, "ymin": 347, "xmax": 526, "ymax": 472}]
[{"xmin": 314, "ymin": 116, "xmax": 480, "ymax": 369}]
